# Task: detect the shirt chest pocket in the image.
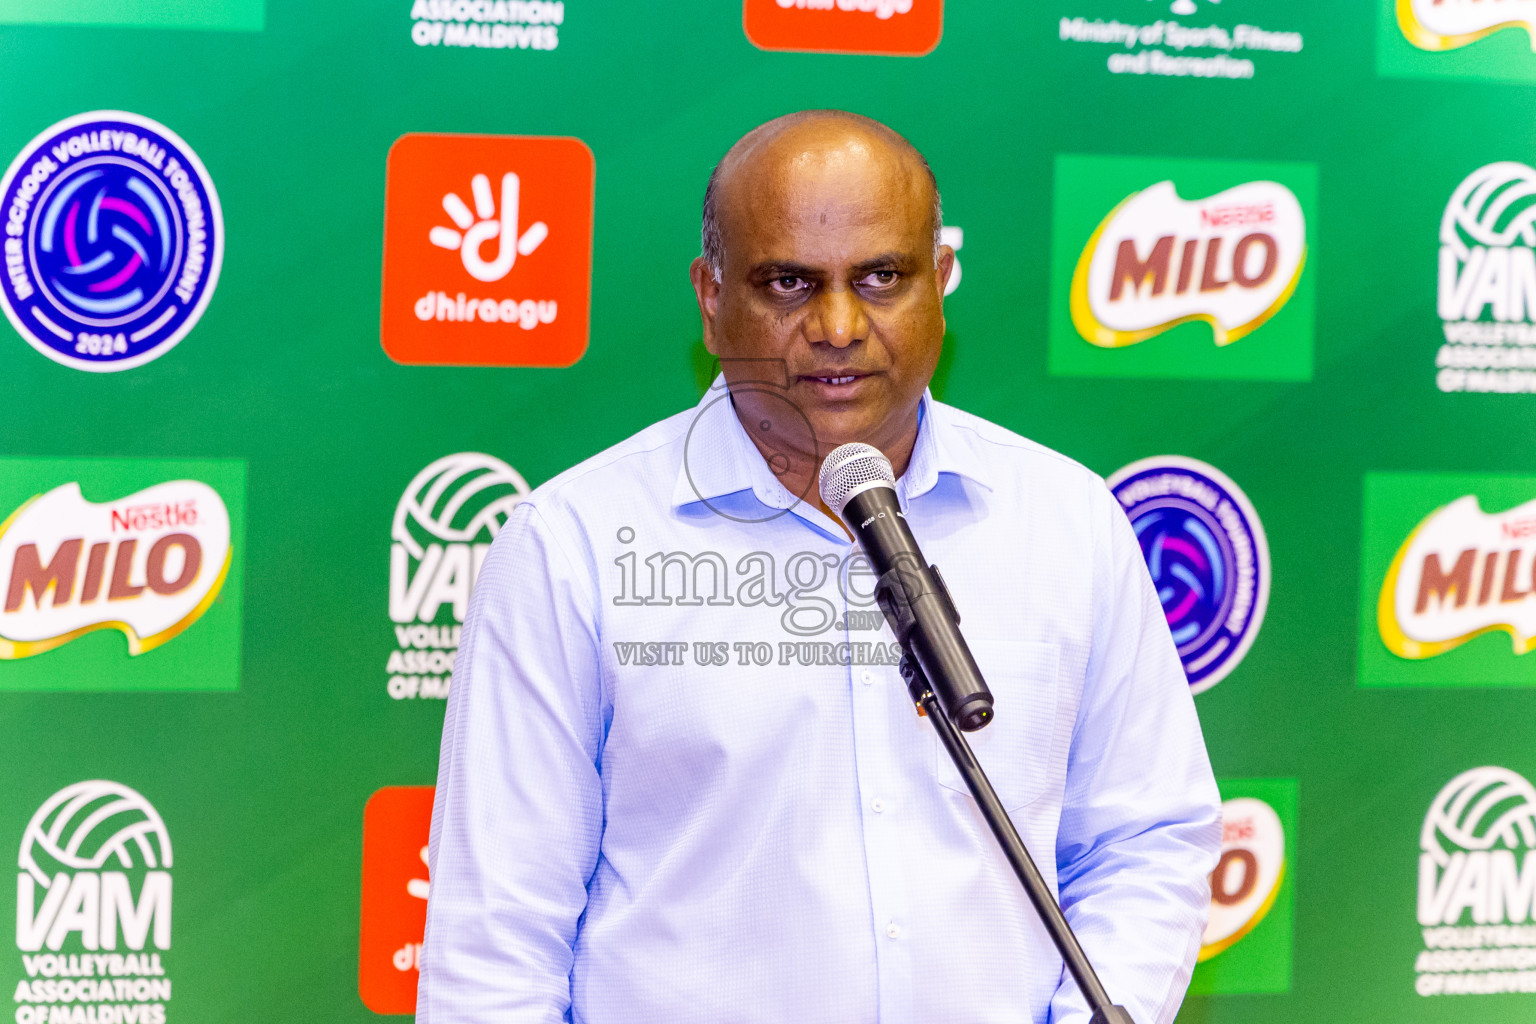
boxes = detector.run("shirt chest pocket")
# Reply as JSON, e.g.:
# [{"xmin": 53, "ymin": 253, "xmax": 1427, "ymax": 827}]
[{"xmin": 932, "ymin": 638, "xmax": 1061, "ymax": 813}]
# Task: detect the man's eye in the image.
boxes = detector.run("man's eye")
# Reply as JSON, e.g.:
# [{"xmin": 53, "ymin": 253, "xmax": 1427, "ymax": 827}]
[
  {"xmin": 769, "ymin": 276, "xmax": 809, "ymax": 294},
  {"xmin": 859, "ymin": 271, "xmax": 899, "ymax": 288}
]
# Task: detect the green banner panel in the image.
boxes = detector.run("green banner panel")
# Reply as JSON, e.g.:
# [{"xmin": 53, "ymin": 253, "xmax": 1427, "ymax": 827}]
[{"xmin": 0, "ymin": 0, "xmax": 1530, "ymax": 1021}]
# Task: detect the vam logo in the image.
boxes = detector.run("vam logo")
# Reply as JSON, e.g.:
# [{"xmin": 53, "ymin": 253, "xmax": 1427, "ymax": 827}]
[
  {"xmin": 1107, "ymin": 456, "xmax": 1270, "ymax": 693},
  {"xmin": 0, "ymin": 112, "xmax": 223, "ymax": 372},
  {"xmin": 743, "ymin": 0, "xmax": 943, "ymax": 56},
  {"xmin": 1048, "ymin": 155, "xmax": 1316, "ymax": 381},
  {"xmin": 1399, "ymin": 0, "xmax": 1536, "ymax": 52},
  {"xmin": 1415, "ymin": 766, "xmax": 1536, "ymax": 996},
  {"xmin": 1071, "ymin": 179, "xmax": 1305, "ymax": 349},
  {"xmin": 386, "ymin": 453, "xmax": 528, "ymax": 699},
  {"xmin": 1433, "ymin": 162, "xmax": 1536, "ymax": 394},
  {"xmin": 0, "ymin": 480, "xmax": 230, "ymax": 660},
  {"xmin": 12, "ymin": 781, "xmax": 174, "ymax": 1024},
  {"xmin": 380, "ymin": 133, "xmax": 593, "ymax": 367}
]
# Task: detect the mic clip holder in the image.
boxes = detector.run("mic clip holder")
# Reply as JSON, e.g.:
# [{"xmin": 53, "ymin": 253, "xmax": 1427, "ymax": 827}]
[{"xmin": 873, "ymin": 561, "xmax": 994, "ymax": 730}]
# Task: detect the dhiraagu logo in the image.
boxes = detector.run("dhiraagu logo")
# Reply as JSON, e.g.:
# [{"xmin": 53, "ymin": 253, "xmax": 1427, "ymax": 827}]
[
  {"xmin": 0, "ymin": 459, "xmax": 244, "ymax": 692},
  {"xmin": 1379, "ymin": 0, "xmax": 1536, "ymax": 82},
  {"xmin": 1360, "ymin": 472, "xmax": 1536, "ymax": 687},
  {"xmin": 1048, "ymin": 154, "xmax": 1316, "ymax": 381}
]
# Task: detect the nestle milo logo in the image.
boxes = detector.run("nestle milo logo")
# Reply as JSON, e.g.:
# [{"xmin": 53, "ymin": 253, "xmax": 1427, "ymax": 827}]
[{"xmin": 0, "ymin": 459, "xmax": 244, "ymax": 692}]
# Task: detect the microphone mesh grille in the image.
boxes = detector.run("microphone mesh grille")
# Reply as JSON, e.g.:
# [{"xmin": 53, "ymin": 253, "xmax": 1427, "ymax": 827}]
[{"xmin": 818, "ymin": 443, "xmax": 896, "ymax": 518}]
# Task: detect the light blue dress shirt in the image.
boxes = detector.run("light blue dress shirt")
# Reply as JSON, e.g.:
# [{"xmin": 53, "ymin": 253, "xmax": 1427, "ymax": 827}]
[{"xmin": 420, "ymin": 381, "xmax": 1222, "ymax": 1024}]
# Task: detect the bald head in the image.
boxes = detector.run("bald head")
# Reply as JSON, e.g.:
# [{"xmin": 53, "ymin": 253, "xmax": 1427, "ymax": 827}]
[{"xmin": 701, "ymin": 110, "xmax": 942, "ymax": 283}]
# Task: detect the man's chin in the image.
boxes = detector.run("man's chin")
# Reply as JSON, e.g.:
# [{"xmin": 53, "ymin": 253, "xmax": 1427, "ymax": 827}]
[{"xmin": 805, "ymin": 408, "xmax": 901, "ymax": 456}]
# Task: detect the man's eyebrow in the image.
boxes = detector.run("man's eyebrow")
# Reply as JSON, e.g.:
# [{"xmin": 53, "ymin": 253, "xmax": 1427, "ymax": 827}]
[
  {"xmin": 749, "ymin": 260, "xmax": 822, "ymax": 278},
  {"xmin": 850, "ymin": 252, "xmax": 914, "ymax": 273}
]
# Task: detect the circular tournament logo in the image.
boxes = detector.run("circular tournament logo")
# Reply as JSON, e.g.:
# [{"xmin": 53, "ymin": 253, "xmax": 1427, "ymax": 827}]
[
  {"xmin": 0, "ymin": 111, "xmax": 223, "ymax": 372},
  {"xmin": 1107, "ymin": 456, "xmax": 1270, "ymax": 693}
]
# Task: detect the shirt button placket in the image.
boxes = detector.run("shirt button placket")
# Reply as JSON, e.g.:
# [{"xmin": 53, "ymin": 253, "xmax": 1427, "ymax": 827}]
[{"xmin": 848, "ymin": 660, "xmax": 915, "ymax": 1024}]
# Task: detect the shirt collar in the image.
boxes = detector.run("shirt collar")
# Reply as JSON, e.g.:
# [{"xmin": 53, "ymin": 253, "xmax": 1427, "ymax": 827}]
[{"xmin": 671, "ymin": 375, "xmax": 993, "ymax": 512}]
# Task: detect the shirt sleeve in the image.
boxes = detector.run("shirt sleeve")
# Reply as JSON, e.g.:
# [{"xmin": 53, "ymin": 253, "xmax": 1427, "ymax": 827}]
[
  {"xmin": 418, "ymin": 501, "xmax": 605, "ymax": 1024},
  {"xmin": 1047, "ymin": 484, "xmax": 1223, "ymax": 1024}
]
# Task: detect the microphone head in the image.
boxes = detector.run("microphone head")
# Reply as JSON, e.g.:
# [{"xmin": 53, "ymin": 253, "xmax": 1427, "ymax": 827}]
[{"xmin": 818, "ymin": 443, "xmax": 896, "ymax": 519}]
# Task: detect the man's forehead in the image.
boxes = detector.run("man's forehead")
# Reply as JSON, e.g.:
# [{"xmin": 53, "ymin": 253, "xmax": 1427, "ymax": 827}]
[
  {"xmin": 716, "ymin": 120, "xmax": 931, "ymax": 258},
  {"xmin": 721, "ymin": 118, "xmax": 923, "ymax": 201}
]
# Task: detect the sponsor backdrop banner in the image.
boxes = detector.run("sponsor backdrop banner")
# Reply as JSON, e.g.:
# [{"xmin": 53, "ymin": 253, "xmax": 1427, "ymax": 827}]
[{"xmin": 2, "ymin": 0, "xmax": 1534, "ymax": 1020}]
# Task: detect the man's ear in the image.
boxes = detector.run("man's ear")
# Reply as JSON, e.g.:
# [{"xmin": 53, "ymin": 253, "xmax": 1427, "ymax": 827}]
[
  {"xmin": 690, "ymin": 257, "xmax": 721, "ymax": 355},
  {"xmin": 935, "ymin": 245, "xmax": 956, "ymax": 298}
]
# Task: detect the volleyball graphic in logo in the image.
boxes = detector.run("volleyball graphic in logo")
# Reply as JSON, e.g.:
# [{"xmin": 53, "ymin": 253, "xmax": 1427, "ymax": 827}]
[
  {"xmin": 0, "ymin": 111, "xmax": 223, "ymax": 371},
  {"xmin": 1201, "ymin": 796, "xmax": 1285, "ymax": 961},
  {"xmin": 392, "ymin": 452, "xmax": 529, "ymax": 559},
  {"xmin": 1422, "ymin": 765, "xmax": 1536, "ymax": 869},
  {"xmin": 18, "ymin": 780, "xmax": 172, "ymax": 887},
  {"xmin": 1442, "ymin": 161, "xmax": 1536, "ymax": 259},
  {"xmin": 1108, "ymin": 456, "xmax": 1270, "ymax": 692}
]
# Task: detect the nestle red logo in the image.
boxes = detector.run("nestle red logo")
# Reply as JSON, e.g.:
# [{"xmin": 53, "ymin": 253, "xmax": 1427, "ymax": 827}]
[
  {"xmin": 109, "ymin": 501, "xmax": 198, "ymax": 533},
  {"xmin": 1200, "ymin": 203, "xmax": 1274, "ymax": 228},
  {"xmin": 1222, "ymin": 817, "xmax": 1256, "ymax": 843},
  {"xmin": 1501, "ymin": 516, "xmax": 1536, "ymax": 539}
]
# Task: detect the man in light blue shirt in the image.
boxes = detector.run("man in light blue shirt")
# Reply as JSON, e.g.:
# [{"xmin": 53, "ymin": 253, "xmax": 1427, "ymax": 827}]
[{"xmin": 420, "ymin": 110, "xmax": 1221, "ymax": 1024}]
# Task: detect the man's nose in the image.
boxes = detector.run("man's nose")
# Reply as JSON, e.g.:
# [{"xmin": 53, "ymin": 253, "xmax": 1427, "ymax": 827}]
[{"xmin": 803, "ymin": 285, "xmax": 869, "ymax": 349}]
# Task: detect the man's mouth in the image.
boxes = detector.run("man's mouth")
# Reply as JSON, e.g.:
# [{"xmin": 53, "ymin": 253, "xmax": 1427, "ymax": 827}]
[{"xmin": 811, "ymin": 375, "xmax": 859, "ymax": 385}]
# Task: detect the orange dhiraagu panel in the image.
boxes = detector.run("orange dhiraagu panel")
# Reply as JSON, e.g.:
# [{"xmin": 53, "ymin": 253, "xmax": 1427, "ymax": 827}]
[
  {"xmin": 381, "ymin": 133, "xmax": 594, "ymax": 367},
  {"xmin": 359, "ymin": 785, "xmax": 435, "ymax": 1015},
  {"xmin": 743, "ymin": 0, "xmax": 943, "ymax": 56}
]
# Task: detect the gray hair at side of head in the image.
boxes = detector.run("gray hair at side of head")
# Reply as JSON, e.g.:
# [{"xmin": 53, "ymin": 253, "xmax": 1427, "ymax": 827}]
[{"xmin": 699, "ymin": 118, "xmax": 944, "ymax": 285}]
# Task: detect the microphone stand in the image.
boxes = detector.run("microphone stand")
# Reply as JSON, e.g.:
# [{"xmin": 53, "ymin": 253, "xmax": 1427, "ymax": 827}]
[{"xmin": 898, "ymin": 652, "xmax": 1136, "ymax": 1024}]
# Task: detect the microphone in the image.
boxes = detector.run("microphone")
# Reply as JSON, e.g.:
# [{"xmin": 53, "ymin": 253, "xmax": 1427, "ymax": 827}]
[{"xmin": 818, "ymin": 443, "xmax": 994, "ymax": 731}]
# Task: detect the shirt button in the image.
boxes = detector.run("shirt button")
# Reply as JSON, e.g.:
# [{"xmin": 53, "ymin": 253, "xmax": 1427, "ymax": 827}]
[
  {"xmin": 871, "ymin": 799, "xmax": 885, "ymax": 813},
  {"xmin": 886, "ymin": 923, "xmax": 901, "ymax": 939},
  {"xmin": 861, "ymin": 671, "xmax": 874, "ymax": 686}
]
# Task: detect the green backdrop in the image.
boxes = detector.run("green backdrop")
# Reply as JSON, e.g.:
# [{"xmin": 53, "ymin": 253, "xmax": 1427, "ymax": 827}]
[{"xmin": 5, "ymin": 0, "xmax": 1536, "ymax": 1020}]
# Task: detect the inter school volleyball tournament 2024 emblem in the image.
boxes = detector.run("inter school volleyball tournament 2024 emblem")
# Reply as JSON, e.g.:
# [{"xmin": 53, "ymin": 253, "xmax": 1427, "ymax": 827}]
[
  {"xmin": 0, "ymin": 112, "xmax": 222, "ymax": 372},
  {"xmin": 0, "ymin": 479, "xmax": 231, "ymax": 659},
  {"xmin": 1379, "ymin": 493, "xmax": 1536, "ymax": 659},
  {"xmin": 13, "ymin": 780, "xmax": 174, "ymax": 1024},
  {"xmin": 1399, "ymin": 0, "xmax": 1536, "ymax": 52},
  {"xmin": 1108, "ymin": 457, "xmax": 1270, "ymax": 693},
  {"xmin": 386, "ymin": 453, "xmax": 528, "ymax": 700},
  {"xmin": 1416, "ymin": 766, "xmax": 1536, "ymax": 997},
  {"xmin": 1201, "ymin": 795, "xmax": 1286, "ymax": 962},
  {"xmin": 1071, "ymin": 178, "xmax": 1306, "ymax": 349}
]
